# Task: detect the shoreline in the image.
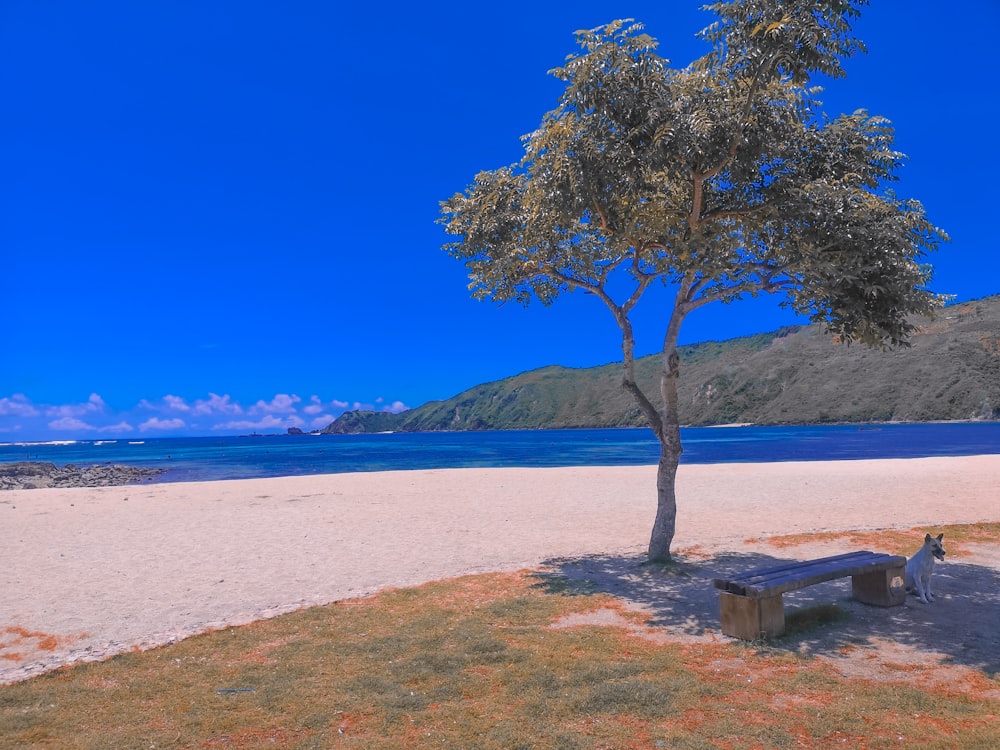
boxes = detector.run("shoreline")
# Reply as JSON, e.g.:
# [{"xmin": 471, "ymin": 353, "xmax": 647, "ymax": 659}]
[
  {"xmin": 3, "ymin": 423, "xmax": 999, "ymax": 489},
  {"xmin": 3, "ymin": 455, "xmax": 999, "ymax": 684},
  {"xmin": 4, "ymin": 416, "xmax": 999, "ymax": 444}
]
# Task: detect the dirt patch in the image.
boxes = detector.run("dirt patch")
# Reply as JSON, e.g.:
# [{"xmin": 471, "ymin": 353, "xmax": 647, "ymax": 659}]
[
  {"xmin": 747, "ymin": 522, "xmax": 1000, "ymax": 558},
  {"xmin": 0, "ymin": 627, "xmax": 88, "ymax": 664}
]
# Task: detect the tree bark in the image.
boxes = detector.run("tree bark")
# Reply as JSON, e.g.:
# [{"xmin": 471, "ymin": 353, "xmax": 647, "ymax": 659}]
[
  {"xmin": 647, "ymin": 342, "xmax": 683, "ymax": 562},
  {"xmin": 648, "ymin": 441, "xmax": 680, "ymax": 561},
  {"xmin": 613, "ymin": 278, "xmax": 688, "ymax": 563},
  {"xmin": 646, "ymin": 286, "xmax": 689, "ymax": 562}
]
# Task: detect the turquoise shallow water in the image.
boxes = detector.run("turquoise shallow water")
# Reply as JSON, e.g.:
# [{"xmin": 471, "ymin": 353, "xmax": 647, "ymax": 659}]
[{"xmin": 3, "ymin": 423, "xmax": 999, "ymax": 484}]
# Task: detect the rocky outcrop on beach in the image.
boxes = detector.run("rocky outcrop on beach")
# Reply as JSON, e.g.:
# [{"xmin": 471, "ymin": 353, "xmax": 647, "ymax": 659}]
[{"xmin": 0, "ymin": 462, "xmax": 165, "ymax": 490}]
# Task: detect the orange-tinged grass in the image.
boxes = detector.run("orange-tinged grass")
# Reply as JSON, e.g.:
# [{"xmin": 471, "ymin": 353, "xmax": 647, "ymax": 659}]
[
  {"xmin": 1, "ymin": 558, "xmax": 998, "ymax": 749},
  {"xmin": 0, "ymin": 626, "xmax": 88, "ymax": 662},
  {"xmin": 746, "ymin": 521, "xmax": 1000, "ymax": 556}
]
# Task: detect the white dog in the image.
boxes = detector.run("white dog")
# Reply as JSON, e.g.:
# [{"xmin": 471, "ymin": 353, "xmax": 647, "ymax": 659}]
[{"xmin": 905, "ymin": 533, "xmax": 946, "ymax": 603}]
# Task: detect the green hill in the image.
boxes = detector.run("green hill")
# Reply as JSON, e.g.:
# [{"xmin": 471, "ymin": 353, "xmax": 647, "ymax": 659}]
[{"xmin": 322, "ymin": 295, "xmax": 1000, "ymax": 433}]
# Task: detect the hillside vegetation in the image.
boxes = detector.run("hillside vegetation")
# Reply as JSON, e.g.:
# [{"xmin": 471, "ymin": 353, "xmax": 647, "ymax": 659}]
[{"xmin": 323, "ymin": 296, "xmax": 1000, "ymax": 433}]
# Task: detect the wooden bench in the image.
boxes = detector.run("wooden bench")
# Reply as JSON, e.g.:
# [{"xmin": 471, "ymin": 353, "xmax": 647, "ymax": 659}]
[{"xmin": 713, "ymin": 551, "xmax": 906, "ymax": 640}]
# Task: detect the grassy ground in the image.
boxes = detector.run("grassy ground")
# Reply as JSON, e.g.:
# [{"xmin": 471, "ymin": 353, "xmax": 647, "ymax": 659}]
[
  {"xmin": 745, "ymin": 521, "xmax": 1000, "ymax": 554},
  {"xmin": 2, "ymin": 530, "xmax": 999, "ymax": 749}
]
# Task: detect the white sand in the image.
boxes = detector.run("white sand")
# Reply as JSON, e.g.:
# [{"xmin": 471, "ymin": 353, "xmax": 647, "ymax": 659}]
[{"xmin": 2, "ymin": 455, "xmax": 998, "ymax": 683}]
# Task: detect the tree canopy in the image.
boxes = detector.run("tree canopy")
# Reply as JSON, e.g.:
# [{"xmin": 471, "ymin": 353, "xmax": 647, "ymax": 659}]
[{"xmin": 439, "ymin": 0, "xmax": 947, "ymax": 561}]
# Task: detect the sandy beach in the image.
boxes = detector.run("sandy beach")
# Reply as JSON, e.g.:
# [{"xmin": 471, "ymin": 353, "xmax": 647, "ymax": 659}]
[{"xmin": 2, "ymin": 455, "xmax": 999, "ymax": 684}]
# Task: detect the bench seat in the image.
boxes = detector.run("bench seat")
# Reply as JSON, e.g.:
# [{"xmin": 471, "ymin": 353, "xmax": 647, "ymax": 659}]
[{"xmin": 713, "ymin": 550, "xmax": 906, "ymax": 640}]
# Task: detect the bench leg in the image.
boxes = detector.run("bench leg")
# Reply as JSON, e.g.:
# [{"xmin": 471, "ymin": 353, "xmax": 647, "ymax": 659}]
[
  {"xmin": 851, "ymin": 564, "xmax": 906, "ymax": 607},
  {"xmin": 718, "ymin": 592, "xmax": 785, "ymax": 639}
]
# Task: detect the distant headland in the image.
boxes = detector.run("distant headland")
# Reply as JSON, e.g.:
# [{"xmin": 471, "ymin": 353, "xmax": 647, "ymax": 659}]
[{"xmin": 322, "ymin": 295, "xmax": 1000, "ymax": 434}]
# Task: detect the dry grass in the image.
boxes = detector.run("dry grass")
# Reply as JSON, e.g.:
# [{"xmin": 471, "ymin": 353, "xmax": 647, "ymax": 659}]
[
  {"xmin": 746, "ymin": 521, "xmax": 1000, "ymax": 556},
  {"xmin": 3, "ymin": 537, "xmax": 1000, "ymax": 748}
]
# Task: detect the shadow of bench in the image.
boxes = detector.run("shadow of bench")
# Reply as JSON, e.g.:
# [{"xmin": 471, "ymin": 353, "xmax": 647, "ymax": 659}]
[{"xmin": 713, "ymin": 550, "xmax": 906, "ymax": 639}]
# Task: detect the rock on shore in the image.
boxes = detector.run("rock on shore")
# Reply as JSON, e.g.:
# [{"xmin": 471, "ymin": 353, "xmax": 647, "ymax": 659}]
[{"xmin": 0, "ymin": 462, "xmax": 165, "ymax": 490}]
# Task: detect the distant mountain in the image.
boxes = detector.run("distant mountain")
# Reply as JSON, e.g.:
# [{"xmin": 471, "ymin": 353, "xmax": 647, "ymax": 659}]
[{"xmin": 322, "ymin": 295, "xmax": 1000, "ymax": 433}]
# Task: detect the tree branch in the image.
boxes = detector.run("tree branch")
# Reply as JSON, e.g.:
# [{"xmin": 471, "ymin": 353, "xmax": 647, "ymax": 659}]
[
  {"xmin": 541, "ymin": 264, "xmax": 604, "ymax": 298},
  {"xmin": 622, "ymin": 269, "xmax": 654, "ymax": 316},
  {"xmin": 591, "ymin": 197, "xmax": 611, "ymax": 231},
  {"xmin": 688, "ymin": 171, "xmax": 705, "ymax": 228},
  {"xmin": 688, "ymin": 267, "xmax": 797, "ymax": 309},
  {"xmin": 541, "ymin": 260, "xmax": 665, "ymax": 440},
  {"xmin": 695, "ymin": 49, "xmax": 784, "ymax": 184},
  {"xmin": 700, "ymin": 201, "xmax": 771, "ymax": 224}
]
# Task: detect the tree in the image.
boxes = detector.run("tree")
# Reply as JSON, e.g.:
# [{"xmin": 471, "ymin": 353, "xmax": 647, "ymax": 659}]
[{"xmin": 438, "ymin": 0, "xmax": 948, "ymax": 562}]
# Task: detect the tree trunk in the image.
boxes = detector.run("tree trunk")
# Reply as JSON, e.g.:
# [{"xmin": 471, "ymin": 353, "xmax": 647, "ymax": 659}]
[
  {"xmin": 648, "ymin": 442, "xmax": 680, "ymax": 561},
  {"xmin": 647, "ymin": 345, "xmax": 683, "ymax": 562},
  {"xmin": 611, "ymin": 280, "xmax": 689, "ymax": 563},
  {"xmin": 645, "ymin": 275, "xmax": 689, "ymax": 561}
]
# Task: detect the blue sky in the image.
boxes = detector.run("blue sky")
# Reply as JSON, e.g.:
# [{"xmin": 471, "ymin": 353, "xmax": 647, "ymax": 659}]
[{"xmin": 2, "ymin": 1, "xmax": 998, "ymax": 441}]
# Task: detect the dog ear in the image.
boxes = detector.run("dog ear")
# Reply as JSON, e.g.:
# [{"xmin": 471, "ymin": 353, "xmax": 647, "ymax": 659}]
[
  {"xmin": 936, "ymin": 533, "xmax": 944, "ymax": 541},
  {"xmin": 924, "ymin": 533, "xmax": 932, "ymax": 543}
]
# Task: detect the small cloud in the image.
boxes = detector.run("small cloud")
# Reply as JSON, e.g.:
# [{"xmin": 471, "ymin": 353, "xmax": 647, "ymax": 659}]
[
  {"xmin": 382, "ymin": 400, "xmax": 410, "ymax": 414},
  {"xmin": 303, "ymin": 396, "xmax": 354, "ymax": 416},
  {"xmin": 49, "ymin": 417, "xmax": 97, "ymax": 432},
  {"xmin": 192, "ymin": 393, "xmax": 243, "ymax": 416},
  {"xmin": 303, "ymin": 395, "xmax": 324, "ymax": 415},
  {"xmin": 140, "ymin": 417, "xmax": 186, "ymax": 432},
  {"xmin": 310, "ymin": 414, "xmax": 334, "ymax": 429},
  {"xmin": 99, "ymin": 421, "xmax": 134, "ymax": 433},
  {"xmin": 163, "ymin": 395, "xmax": 191, "ymax": 412},
  {"xmin": 141, "ymin": 393, "xmax": 243, "ymax": 417},
  {"xmin": 46, "ymin": 393, "xmax": 106, "ymax": 418},
  {"xmin": 347, "ymin": 400, "xmax": 407, "ymax": 414},
  {"xmin": 0, "ymin": 394, "xmax": 39, "ymax": 417},
  {"xmin": 214, "ymin": 414, "xmax": 303, "ymax": 432},
  {"xmin": 250, "ymin": 394, "xmax": 301, "ymax": 415}
]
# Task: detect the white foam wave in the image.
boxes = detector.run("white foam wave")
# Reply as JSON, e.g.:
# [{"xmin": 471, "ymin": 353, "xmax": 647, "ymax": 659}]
[{"xmin": 7, "ymin": 440, "xmax": 80, "ymax": 447}]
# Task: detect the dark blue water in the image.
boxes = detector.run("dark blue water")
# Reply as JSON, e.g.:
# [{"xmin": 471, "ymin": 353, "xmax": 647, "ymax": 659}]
[{"xmin": 3, "ymin": 423, "xmax": 999, "ymax": 483}]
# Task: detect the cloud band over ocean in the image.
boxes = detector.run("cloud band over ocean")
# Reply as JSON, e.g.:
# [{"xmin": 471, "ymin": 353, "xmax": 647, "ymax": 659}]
[{"xmin": 0, "ymin": 392, "xmax": 410, "ymax": 440}]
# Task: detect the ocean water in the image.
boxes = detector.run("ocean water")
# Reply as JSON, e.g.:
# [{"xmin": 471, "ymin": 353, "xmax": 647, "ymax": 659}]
[{"xmin": 3, "ymin": 423, "xmax": 999, "ymax": 484}]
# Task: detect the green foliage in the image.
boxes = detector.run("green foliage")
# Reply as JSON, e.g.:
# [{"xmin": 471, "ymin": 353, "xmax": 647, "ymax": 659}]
[
  {"xmin": 440, "ymin": 4, "xmax": 947, "ymax": 352},
  {"xmin": 698, "ymin": 0, "xmax": 869, "ymax": 85}
]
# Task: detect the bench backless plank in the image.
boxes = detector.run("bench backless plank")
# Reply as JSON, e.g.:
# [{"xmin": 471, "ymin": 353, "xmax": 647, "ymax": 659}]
[{"xmin": 714, "ymin": 551, "xmax": 906, "ymax": 640}]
